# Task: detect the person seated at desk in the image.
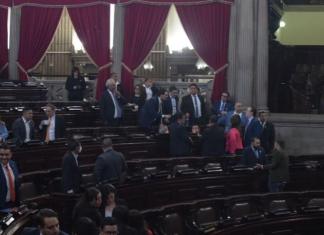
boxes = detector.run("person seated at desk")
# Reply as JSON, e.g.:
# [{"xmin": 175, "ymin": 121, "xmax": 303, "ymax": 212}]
[
  {"xmin": 0, "ymin": 116, "xmax": 8, "ymax": 143},
  {"xmin": 201, "ymin": 115, "xmax": 225, "ymax": 157},
  {"xmin": 12, "ymin": 108, "xmax": 35, "ymax": 146},
  {"xmin": 0, "ymin": 144, "xmax": 20, "ymax": 210},
  {"xmin": 65, "ymin": 66, "xmax": 86, "ymax": 101},
  {"xmin": 62, "ymin": 140, "xmax": 82, "ymax": 194},
  {"xmin": 241, "ymin": 137, "xmax": 267, "ymax": 167},
  {"xmin": 39, "ymin": 104, "xmax": 65, "ymax": 143},
  {"xmin": 21, "ymin": 208, "xmax": 68, "ymax": 235},
  {"xmin": 225, "ymin": 115, "xmax": 243, "ymax": 155},
  {"xmin": 94, "ymin": 138, "xmax": 127, "ymax": 184},
  {"xmin": 169, "ymin": 113, "xmax": 192, "ymax": 157}
]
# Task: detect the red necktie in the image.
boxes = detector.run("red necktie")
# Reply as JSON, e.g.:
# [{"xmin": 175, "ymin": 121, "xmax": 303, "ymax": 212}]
[{"xmin": 5, "ymin": 165, "xmax": 16, "ymax": 202}]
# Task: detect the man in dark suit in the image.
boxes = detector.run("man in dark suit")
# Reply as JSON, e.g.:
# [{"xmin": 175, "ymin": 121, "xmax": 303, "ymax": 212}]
[
  {"xmin": 241, "ymin": 137, "xmax": 268, "ymax": 167},
  {"xmin": 62, "ymin": 140, "xmax": 82, "ymax": 194},
  {"xmin": 99, "ymin": 78, "xmax": 126, "ymax": 127},
  {"xmin": 181, "ymin": 83, "xmax": 206, "ymax": 126},
  {"xmin": 258, "ymin": 111, "xmax": 275, "ymax": 154},
  {"xmin": 169, "ymin": 113, "xmax": 192, "ymax": 157},
  {"xmin": 163, "ymin": 86, "xmax": 179, "ymax": 117},
  {"xmin": 21, "ymin": 208, "xmax": 68, "ymax": 235},
  {"xmin": 244, "ymin": 107, "xmax": 263, "ymax": 147},
  {"xmin": 139, "ymin": 88, "xmax": 170, "ymax": 134},
  {"xmin": 0, "ymin": 144, "xmax": 20, "ymax": 210},
  {"xmin": 141, "ymin": 78, "xmax": 158, "ymax": 101},
  {"xmin": 39, "ymin": 104, "xmax": 65, "ymax": 143},
  {"xmin": 201, "ymin": 115, "xmax": 225, "ymax": 157},
  {"xmin": 212, "ymin": 91, "xmax": 234, "ymax": 118},
  {"xmin": 94, "ymin": 138, "xmax": 127, "ymax": 183},
  {"xmin": 12, "ymin": 107, "xmax": 35, "ymax": 146}
]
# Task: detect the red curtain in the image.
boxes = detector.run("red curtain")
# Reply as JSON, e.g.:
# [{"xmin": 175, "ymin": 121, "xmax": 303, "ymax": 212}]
[
  {"xmin": 121, "ymin": 3, "xmax": 170, "ymax": 99},
  {"xmin": 68, "ymin": 4, "xmax": 110, "ymax": 100},
  {"xmin": 0, "ymin": 7, "xmax": 8, "ymax": 79},
  {"xmin": 176, "ymin": 2, "xmax": 231, "ymax": 102},
  {"xmin": 17, "ymin": 6, "xmax": 63, "ymax": 80}
]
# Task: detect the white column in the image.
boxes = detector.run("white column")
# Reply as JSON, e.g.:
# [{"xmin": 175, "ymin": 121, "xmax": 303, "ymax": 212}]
[
  {"xmin": 255, "ymin": 0, "xmax": 269, "ymax": 110},
  {"xmin": 235, "ymin": 0, "xmax": 255, "ymax": 106},
  {"xmin": 227, "ymin": 1, "xmax": 238, "ymax": 98},
  {"xmin": 111, "ymin": 4, "xmax": 125, "ymax": 79},
  {"xmin": 9, "ymin": 6, "xmax": 21, "ymax": 80}
]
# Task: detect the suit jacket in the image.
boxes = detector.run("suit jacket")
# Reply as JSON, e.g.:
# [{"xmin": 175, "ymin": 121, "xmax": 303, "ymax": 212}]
[
  {"xmin": 264, "ymin": 149, "xmax": 289, "ymax": 183},
  {"xmin": 62, "ymin": 152, "xmax": 82, "ymax": 193},
  {"xmin": 12, "ymin": 118, "xmax": 35, "ymax": 146},
  {"xmin": 259, "ymin": 121, "xmax": 275, "ymax": 154},
  {"xmin": 201, "ymin": 125, "xmax": 225, "ymax": 156},
  {"xmin": 180, "ymin": 94, "xmax": 206, "ymax": 125},
  {"xmin": 39, "ymin": 115, "xmax": 65, "ymax": 141},
  {"xmin": 163, "ymin": 96, "xmax": 179, "ymax": 115},
  {"xmin": 99, "ymin": 90, "xmax": 126, "ymax": 124},
  {"xmin": 140, "ymin": 85, "xmax": 158, "ymax": 101},
  {"xmin": 220, "ymin": 111, "xmax": 247, "ymax": 132},
  {"xmin": 94, "ymin": 149, "xmax": 127, "ymax": 183},
  {"xmin": 243, "ymin": 117, "xmax": 263, "ymax": 147},
  {"xmin": 0, "ymin": 160, "xmax": 20, "ymax": 209},
  {"xmin": 169, "ymin": 122, "xmax": 192, "ymax": 156},
  {"xmin": 212, "ymin": 100, "xmax": 234, "ymax": 116},
  {"xmin": 21, "ymin": 227, "xmax": 68, "ymax": 235},
  {"xmin": 139, "ymin": 97, "xmax": 164, "ymax": 128},
  {"xmin": 241, "ymin": 146, "xmax": 268, "ymax": 167}
]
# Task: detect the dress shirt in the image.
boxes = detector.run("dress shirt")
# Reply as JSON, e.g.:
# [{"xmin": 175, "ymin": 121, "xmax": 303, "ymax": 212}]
[
  {"xmin": 220, "ymin": 101, "xmax": 225, "ymax": 112},
  {"xmin": 171, "ymin": 96, "xmax": 177, "ymax": 115},
  {"xmin": 191, "ymin": 95, "xmax": 201, "ymax": 118},
  {"xmin": 144, "ymin": 86, "xmax": 153, "ymax": 100},
  {"xmin": 158, "ymin": 97, "xmax": 162, "ymax": 114},
  {"xmin": 22, "ymin": 117, "xmax": 31, "ymax": 142},
  {"xmin": 233, "ymin": 111, "xmax": 243, "ymax": 119},
  {"xmin": 108, "ymin": 90, "xmax": 121, "ymax": 118},
  {"xmin": 2, "ymin": 164, "xmax": 15, "ymax": 202},
  {"xmin": 48, "ymin": 115, "xmax": 56, "ymax": 141},
  {"xmin": 72, "ymin": 152, "xmax": 79, "ymax": 166},
  {"xmin": 252, "ymin": 146, "xmax": 259, "ymax": 159}
]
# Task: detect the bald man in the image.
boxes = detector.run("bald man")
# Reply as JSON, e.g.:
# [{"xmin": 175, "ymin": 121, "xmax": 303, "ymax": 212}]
[{"xmin": 99, "ymin": 78, "xmax": 126, "ymax": 126}]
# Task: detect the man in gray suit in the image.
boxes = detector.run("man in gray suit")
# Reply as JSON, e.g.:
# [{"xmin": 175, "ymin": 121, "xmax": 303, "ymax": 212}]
[{"xmin": 94, "ymin": 138, "xmax": 127, "ymax": 183}]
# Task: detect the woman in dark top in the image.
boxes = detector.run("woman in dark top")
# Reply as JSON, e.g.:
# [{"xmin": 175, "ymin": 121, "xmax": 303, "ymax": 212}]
[
  {"xmin": 73, "ymin": 187, "xmax": 103, "ymax": 228},
  {"xmin": 99, "ymin": 184, "xmax": 117, "ymax": 218},
  {"xmin": 132, "ymin": 85, "xmax": 146, "ymax": 110},
  {"xmin": 65, "ymin": 67, "xmax": 86, "ymax": 101}
]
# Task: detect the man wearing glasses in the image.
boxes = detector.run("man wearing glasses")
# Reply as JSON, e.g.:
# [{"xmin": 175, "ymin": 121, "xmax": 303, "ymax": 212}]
[{"xmin": 0, "ymin": 144, "xmax": 20, "ymax": 210}]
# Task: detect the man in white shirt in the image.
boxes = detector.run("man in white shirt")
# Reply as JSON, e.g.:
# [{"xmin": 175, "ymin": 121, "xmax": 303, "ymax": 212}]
[
  {"xmin": 12, "ymin": 108, "xmax": 35, "ymax": 146},
  {"xmin": 0, "ymin": 144, "xmax": 19, "ymax": 209},
  {"xmin": 39, "ymin": 104, "xmax": 65, "ymax": 143},
  {"xmin": 142, "ymin": 78, "xmax": 158, "ymax": 100}
]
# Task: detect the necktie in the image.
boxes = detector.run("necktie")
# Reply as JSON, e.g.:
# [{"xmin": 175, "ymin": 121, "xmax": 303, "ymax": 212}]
[
  {"xmin": 158, "ymin": 101, "xmax": 162, "ymax": 114},
  {"xmin": 194, "ymin": 95, "xmax": 199, "ymax": 118},
  {"xmin": 45, "ymin": 119, "xmax": 51, "ymax": 143},
  {"xmin": 5, "ymin": 165, "xmax": 15, "ymax": 202}
]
